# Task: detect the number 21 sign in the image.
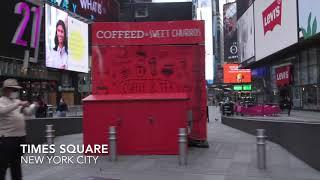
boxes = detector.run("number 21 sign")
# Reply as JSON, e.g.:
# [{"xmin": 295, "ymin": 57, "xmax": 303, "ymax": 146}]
[{"xmin": 11, "ymin": 1, "xmax": 42, "ymax": 63}]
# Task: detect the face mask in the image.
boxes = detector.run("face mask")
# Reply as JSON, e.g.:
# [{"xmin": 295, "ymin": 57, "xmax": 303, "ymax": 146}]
[{"xmin": 9, "ymin": 92, "xmax": 19, "ymax": 99}]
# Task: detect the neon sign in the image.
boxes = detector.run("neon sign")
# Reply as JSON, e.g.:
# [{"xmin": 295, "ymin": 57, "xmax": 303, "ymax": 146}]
[
  {"xmin": 43, "ymin": 0, "xmax": 119, "ymax": 21},
  {"xmin": 11, "ymin": 1, "xmax": 42, "ymax": 63}
]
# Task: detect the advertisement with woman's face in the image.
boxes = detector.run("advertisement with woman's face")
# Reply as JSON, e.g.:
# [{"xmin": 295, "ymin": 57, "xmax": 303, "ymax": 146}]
[
  {"xmin": 45, "ymin": 5, "xmax": 68, "ymax": 70},
  {"xmin": 45, "ymin": 5, "xmax": 89, "ymax": 73}
]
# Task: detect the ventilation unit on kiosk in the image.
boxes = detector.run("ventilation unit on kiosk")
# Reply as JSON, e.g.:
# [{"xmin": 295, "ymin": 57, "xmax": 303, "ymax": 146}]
[{"xmin": 83, "ymin": 20, "xmax": 208, "ymax": 155}]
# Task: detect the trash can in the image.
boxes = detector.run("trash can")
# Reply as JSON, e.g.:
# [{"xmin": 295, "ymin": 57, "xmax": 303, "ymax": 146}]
[{"xmin": 223, "ymin": 102, "xmax": 234, "ymax": 116}]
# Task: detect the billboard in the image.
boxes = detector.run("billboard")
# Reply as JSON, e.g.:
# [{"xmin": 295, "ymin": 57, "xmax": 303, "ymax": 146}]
[
  {"xmin": 0, "ymin": 0, "xmax": 42, "ymax": 61},
  {"xmin": 45, "ymin": 5, "xmax": 88, "ymax": 73},
  {"xmin": 68, "ymin": 17, "xmax": 89, "ymax": 72},
  {"xmin": 223, "ymin": 2, "xmax": 238, "ymax": 62},
  {"xmin": 69, "ymin": 0, "xmax": 119, "ymax": 21},
  {"xmin": 237, "ymin": 5, "xmax": 255, "ymax": 62},
  {"xmin": 254, "ymin": 0, "xmax": 298, "ymax": 61},
  {"xmin": 298, "ymin": 0, "xmax": 320, "ymax": 39},
  {"xmin": 237, "ymin": 0, "xmax": 254, "ymax": 19},
  {"xmin": 197, "ymin": 0, "xmax": 214, "ymax": 84},
  {"xmin": 223, "ymin": 64, "xmax": 251, "ymax": 83},
  {"xmin": 43, "ymin": 0, "xmax": 119, "ymax": 22}
]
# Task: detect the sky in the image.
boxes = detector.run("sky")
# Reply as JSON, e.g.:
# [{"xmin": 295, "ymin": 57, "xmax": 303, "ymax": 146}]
[{"xmin": 152, "ymin": 0, "xmax": 236, "ymax": 18}]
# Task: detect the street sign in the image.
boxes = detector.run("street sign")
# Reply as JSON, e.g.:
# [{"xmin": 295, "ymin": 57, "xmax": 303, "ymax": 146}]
[
  {"xmin": 233, "ymin": 84, "xmax": 252, "ymax": 91},
  {"xmin": 243, "ymin": 84, "xmax": 252, "ymax": 91},
  {"xmin": 233, "ymin": 85, "xmax": 242, "ymax": 91}
]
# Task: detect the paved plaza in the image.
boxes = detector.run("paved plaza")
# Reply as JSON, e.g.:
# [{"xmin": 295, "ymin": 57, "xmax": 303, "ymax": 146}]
[{"xmin": 11, "ymin": 107, "xmax": 320, "ymax": 180}]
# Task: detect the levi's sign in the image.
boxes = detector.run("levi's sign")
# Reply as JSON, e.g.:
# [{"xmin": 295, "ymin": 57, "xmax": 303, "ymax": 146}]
[
  {"xmin": 275, "ymin": 65, "xmax": 291, "ymax": 86},
  {"xmin": 263, "ymin": 0, "xmax": 282, "ymax": 35},
  {"xmin": 92, "ymin": 21, "xmax": 205, "ymax": 45},
  {"xmin": 276, "ymin": 71, "xmax": 288, "ymax": 81}
]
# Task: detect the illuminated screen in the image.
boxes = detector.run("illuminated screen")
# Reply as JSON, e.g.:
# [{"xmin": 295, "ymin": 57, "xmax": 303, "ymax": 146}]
[
  {"xmin": 67, "ymin": 17, "xmax": 88, "ymax": 72},
  {"xmin": 223, "ymin": 64, "xmax": 251, "ymax": 83},
  {"xmin": 233, "ymin": 85, "xmax": 242, "ymax": 91},
  {"xmin": 45, "ymin": 5, "xmax": 88, "ymax": 73},
  {"xmin": 242, "ymin": 84, "xmax": 252, "ymax": 91}
]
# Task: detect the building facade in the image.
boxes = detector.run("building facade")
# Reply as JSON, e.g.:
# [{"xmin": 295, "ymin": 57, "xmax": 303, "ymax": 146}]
[
  {"xmin": 237, "ymin": 0, "xmax": 320, "ymax": 111},
  {"xmin": 120, "ymin": 1, "xmax": 193, "ymax": 22},
  {"xmin": 1, "ymin": 0, "xmax": 119, "ymax": 107}
]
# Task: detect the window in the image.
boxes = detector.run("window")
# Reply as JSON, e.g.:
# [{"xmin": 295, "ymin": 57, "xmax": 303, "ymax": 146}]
[
  {"xmin": 306, "ymin": 85, "xmax": 317, "ymax": 105},
  {"xmin": 309, "ymin": 48, "xmax": 317, "ymax": 66},
  {"xmin": 309, "ymin": 65, "xmax": 318, "ymax": 84},
  {"xmin": 135, "ymin": 6, "xmax": 148, "ymax": 18}
]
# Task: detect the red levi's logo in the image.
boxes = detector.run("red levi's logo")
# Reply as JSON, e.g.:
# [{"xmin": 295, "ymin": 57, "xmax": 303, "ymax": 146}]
[
  {"xmin": 276, "ymin": 65, "xmax": 291, "ymax": 87},
  {"xmin": 276, "ymin": 71, "xmax": 288, "ymax": 81},
  {"xmin": 262, "ymin": 0, "xmax": 282, "ymax": 35}
]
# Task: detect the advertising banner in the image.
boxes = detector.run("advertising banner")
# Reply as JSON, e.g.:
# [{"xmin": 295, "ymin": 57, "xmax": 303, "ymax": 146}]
[
  {"xmin": 223, "ymin": 64, "xmax": 251, "ymax": 83},
  {"xmin": 254, "ymin": 0, "xmax": 298, "ymax": 61},
  {"xmin": 223, "ymin": 2, "xmax": 238, "ymax": 62},
  {"xmin": 0, "ymin": 0, "xmax": 42, "ymax": 60},
  {"xmin": 252, "ymin": 66, "xmax": 268, "ymax": 78},
  {"xmin": 45, "ymin": 5, "xmax": 89, "ymax": 72},
  {"xmin": 237, "ymin": 5, "xmax": 255, "ymax": 62},
  {"xmin": 237, "ymin": 0, "xmax": 254, "ymax": 19},
  {"xmin": 298, "ymin": 0, "xmax": 320, "ymax": 39},
  {"xmin": 67, "ymin": 17, "xmax": 89, "ymax": 73},
  {"xmin": 43, "ymin": 0, "xmax": 119, "ymax": 21},
  {"xmin": 275, "ymin": 65, "xmax": 292, "ymax": 86},
  {"xmin": 45, "ymin": 5, "xmax": 68, "ymax": 69},
  {"xmin": 92, "ymin": 21, "xmax": 205, "ymax": 46},
  {"xmin": 69, "ymin": 0, "xmax": 119, "ymax": 21}
]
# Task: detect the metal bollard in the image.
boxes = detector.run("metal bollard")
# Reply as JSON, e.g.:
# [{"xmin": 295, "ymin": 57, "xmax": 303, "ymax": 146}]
[
  {"xmin": 256, "ymin": 129, "xmax": 267, "ymax": 169},
  {"xmin": 45, "ymin": 124, "xmax": 55, "ymax": 145},
  {"xmin": 178, "ymin": 128, "xmax": 187, "ymax": 165},
  {"xmin": 109, "ymin": 126, "xmax": 117, "ymax": 161},
  {"xmin": 187, "ymin": 110, "xmax": 193, "ymax": 134}
]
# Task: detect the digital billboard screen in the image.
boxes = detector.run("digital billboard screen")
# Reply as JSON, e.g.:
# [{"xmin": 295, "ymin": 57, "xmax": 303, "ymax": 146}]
[
  {"xmin": 223, "ymin": 2, "xmax": 238, "ymax": 62},
  {"xmin": 237, "ymin": 5, "xmax": 255, "ymax": 62},
  {"xmin": 45, "ymin": 5, "xmax": 88, "ymax": 73},
  {"xmin": 223, "ymin": 64, "xmax": 251, "ymax": 83},
  {"xmin": 43, "ymin": 0, "xmax": 119, "ymax": 22},
  {"xmin": 67, "ymin": 17, "xmax": 89, "ymax": 73}
]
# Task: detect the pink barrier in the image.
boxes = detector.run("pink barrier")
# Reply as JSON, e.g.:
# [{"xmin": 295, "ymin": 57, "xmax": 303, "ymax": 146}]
[{"xmin": 235, "ymin": 104, "xmax": 281, "ymax": 116}]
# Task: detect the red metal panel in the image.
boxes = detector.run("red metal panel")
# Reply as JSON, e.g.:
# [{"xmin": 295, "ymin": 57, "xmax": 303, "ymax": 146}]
[
  {"xmin": 91, "ymin": 44, "xmax": 207, "ymax": 141},
  {"xmin": 87, "ymin": 21, "xmax": 207, "ymax": 155},
  {"xmin": 83, "ymin": 94, "xmax": 188, "ymax": 155},
  {"xmin": 92, "ymin": 21, "xmax": 205, "ymax": 46},
  {"xmin": 92, "ymin": 45, "xmax": 199, "ymax": 94},
  {"xmin": 188, "ymin": 45, "xmax": 207, "ymax": 140}
]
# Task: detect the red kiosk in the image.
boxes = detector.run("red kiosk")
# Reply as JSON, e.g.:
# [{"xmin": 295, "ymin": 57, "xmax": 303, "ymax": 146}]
[{"xmin": 83, "ymin": 20, "xmax": 208, "ymax": 155}]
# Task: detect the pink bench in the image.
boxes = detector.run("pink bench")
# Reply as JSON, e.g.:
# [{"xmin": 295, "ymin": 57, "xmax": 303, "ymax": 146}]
[{"xmin": 235, "ymin": 104, "xmax": 281, "ymax": 116}]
